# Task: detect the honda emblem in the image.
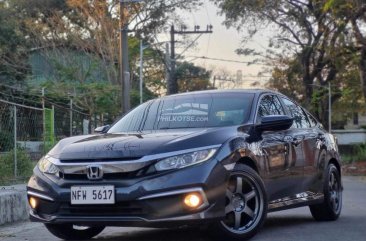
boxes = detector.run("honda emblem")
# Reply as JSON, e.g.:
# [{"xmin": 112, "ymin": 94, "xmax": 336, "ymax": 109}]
[{"xmin": 86, "ymin": 165, "xmax": 103, "ymax": 180}]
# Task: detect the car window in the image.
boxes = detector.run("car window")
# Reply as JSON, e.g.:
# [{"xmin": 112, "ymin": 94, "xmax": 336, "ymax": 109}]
[
  {"xmin": 108, "ymin": 93, "xmax": 255, "ymax": 132},
  {"xmin": 257, "ymin": 95, "xmax": 285, "ymax": 122},
  {"xmin": 281, "ymin": 98, "xmax": 311, "ymax": 129},
  {"xmin": 306, "ymin": 112, "xmax": 318, "ymax": 127}
]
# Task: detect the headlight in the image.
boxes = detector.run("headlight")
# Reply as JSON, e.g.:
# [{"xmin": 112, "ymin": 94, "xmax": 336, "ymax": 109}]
[
  {"xmin": 38, "ymin": 156, "xmax": 59, "ymax": 175},
  {"xmin": 155, "ymin": 148, "xmax": 217, "ymax": 171}
]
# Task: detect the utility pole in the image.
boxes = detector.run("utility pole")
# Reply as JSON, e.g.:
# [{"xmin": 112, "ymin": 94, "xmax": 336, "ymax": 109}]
[
  {"xmin": 69, "ymin": 98, "xmax": 73, "ymax": 136},
  {"xmin": 168, "ymin": 24, "xmax": 213, "ymax": 95},
  {"xmin": 165, "ymin": 42, "xmax": 171, "ymax": 88},
  {"xmin": 41, "ymin": 87, "xmax": 45, "ymax": 154},
  {"xmin": 139, "ymin": 40, "xmax": 149, "ymax": 104},
  {"xmin": 119, "ymin": 0, "xmax": 128, "ymax": 113},
  {"xmin": 140, "ymin": 40, "xmax": 143, "ymax": 104},
  {"xmin": 169, "ymin": 25, "xmax": 177, "ymax": 95},
  {"xmin": 13, "ymin": 106, "xmax": 17, "ymax": 178},
  {"xmin": 328, "ymin": 82, "xmax": 332, "ymax": 133},
  {"xmin": 119, "ymin": 0, "xmax": 143, "ymax": 113}
]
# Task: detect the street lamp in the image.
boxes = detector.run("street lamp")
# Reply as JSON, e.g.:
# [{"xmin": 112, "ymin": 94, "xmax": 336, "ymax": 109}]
[{"xmin": 310, "ymin": 82, "xmax": 332, "ymax": 132}]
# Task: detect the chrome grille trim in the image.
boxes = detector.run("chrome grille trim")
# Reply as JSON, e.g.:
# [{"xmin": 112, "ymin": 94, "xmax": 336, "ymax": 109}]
[{"xmin": 47, "ymin": 144, "xmax": 221, "ymax": 175}]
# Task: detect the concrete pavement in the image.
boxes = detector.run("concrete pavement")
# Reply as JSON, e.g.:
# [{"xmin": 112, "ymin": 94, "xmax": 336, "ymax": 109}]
[{"xmin": 0, "ymin": 176, "xmax": 365, "ymax": 241}]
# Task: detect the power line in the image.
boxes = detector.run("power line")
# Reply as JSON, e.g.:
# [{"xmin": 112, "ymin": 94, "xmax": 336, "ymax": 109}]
[
  {"xmin": 168, "ymin": 25, "xmax": 213, "ymax": 95},
  {"xmin": 185, "ymin": 56, "xmax": 266, "ymax": 65},
  {"xmin": 177, "ymin": 33, "xmax": 203, "ymax": 58}
]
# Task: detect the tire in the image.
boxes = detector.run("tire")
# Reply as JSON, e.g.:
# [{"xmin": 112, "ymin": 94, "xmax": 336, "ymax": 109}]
[
  {"xmin": 309, "ymin": 163, "xmax": 342, "ymax": 221},
  {"xmin": 45, "ymin": 223, "xmax": 105, "ymax": 240},
  {"xmin": 209, "ymin": 164, "xmax": 268, "ymax": 241}
]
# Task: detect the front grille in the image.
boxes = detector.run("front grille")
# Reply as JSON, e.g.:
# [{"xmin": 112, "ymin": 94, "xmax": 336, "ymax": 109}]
[
  {"xmin": 60, "ymin": 171, "xmax": 139, "ymax": 180},
  {"xmin": 60, "ymin": 157, "xmax": 142, "ymax": 163},
  {"xmin": 59, "ymin": 202, "xmax": 144, "ymax": 217}
]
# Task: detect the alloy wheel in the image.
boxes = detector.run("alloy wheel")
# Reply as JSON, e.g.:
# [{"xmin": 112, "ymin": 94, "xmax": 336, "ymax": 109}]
[
  {"xmin": 221, "ymin": 174, "xmax": 264, "ymax": 234},
  {"xmin": 328, "ymin": 171, "xmax": 341, "ymax": 213}
]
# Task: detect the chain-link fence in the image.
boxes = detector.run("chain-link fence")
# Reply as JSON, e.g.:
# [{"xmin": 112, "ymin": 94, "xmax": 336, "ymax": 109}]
[{"xmin": 0, "ymin": 98, "xmax": 90, "ymax": 184}]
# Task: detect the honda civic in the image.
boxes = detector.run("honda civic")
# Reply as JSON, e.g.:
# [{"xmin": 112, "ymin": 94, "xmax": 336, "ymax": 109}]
[{"xmin": 27, "ymin": 89, "xmax": 342, "ymax": 240}]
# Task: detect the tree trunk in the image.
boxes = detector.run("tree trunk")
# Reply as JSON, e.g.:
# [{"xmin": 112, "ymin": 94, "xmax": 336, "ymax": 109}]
[{"xmin": 359, "ymin": 48, "xmax": 366, "ymax": 99}]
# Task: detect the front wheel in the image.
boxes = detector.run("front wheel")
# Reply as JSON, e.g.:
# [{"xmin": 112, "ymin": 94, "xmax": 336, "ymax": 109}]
[
  {"xmin": 45, "ymin": 224, "xmax": 105, "ymax": 240},
  {"xmin": 309, "ymin": 163, "xmax": 342, "ymax": 221},
  {"xmin": 210, "ymin": 164, "xmax": 267, "ymax": 241}
]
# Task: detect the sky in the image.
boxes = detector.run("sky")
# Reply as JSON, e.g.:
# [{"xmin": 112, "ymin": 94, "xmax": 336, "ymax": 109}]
[{"xmin": 170, "ymin": 1, "xmax": 271, "ymax": 87}]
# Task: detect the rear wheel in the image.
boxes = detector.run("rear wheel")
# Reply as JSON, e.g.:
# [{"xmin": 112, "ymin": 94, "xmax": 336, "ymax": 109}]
[
  {"xmin": 309, "ymin": 163, "xmax": 342, "ymax": 221},
  {"xmin": 45, "ymin": 224, "xmax": 105, "ymax": 240},
  {"xmin": 210, "ymin": 164, "xmax": 267, "ymax": 241}
]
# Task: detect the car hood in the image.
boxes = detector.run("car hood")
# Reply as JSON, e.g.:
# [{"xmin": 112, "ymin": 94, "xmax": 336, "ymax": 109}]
[{"xmin": 48, "ymin": 126, "xmax": 246, "ymax": 161}]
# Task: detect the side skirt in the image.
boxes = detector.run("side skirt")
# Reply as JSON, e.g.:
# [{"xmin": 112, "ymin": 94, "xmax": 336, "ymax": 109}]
[{"xmin": 268, "ymin": 192, "xmax": 324, "ymax": 212}]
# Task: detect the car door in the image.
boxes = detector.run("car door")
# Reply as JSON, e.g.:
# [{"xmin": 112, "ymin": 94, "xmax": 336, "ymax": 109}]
[
  {"xmin": 280, "ymin": 97, "xmax": 312, "ymax": 195},
  {"xmin": 256, "ymin": 94, "xmax": 297, "ymax": 200},
  {"xmin": 302, "ymin": 111, "xmax": 325, "ymax": 193}
]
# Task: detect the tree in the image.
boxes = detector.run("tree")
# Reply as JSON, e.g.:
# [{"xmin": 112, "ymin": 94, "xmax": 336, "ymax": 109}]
[
  {"xmin": 266, "ymin": 57, "xmax": 305, "ymax": 102},
  {"xmin": 0, "ymin": 2, "xmax": 29, "ymax": 82},
  {"xmin": 324, "ymin": 0, "xmax": 366, "ymax": 98},
  {"xmin": 211, "ymin": 0, "xmax": 358, "ymax": 127},
  {"xmin": 176, "ymin": 62, "xmax": 212, "ymax": 92},
  {"xmin": 8, "ymin": 0, "xmax": 202, "ymax": 85},
  {"xmin": 3, "ymin": 0, "xmax": 203, "ymax": 110}
]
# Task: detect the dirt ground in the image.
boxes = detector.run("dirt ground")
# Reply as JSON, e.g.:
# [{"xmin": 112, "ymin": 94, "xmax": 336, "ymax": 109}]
[{"xmin": 342, "ymin": 161, "xmax": 366, "ymax": 176}]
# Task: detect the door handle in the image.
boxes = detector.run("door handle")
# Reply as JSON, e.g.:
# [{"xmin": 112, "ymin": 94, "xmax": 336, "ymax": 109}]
[
  {"xmin": 292, "ymin": 139, "xmax": 302, "ymax": 146},
  {"xmin": 292, "ymin": 135, "xmax": 304, "ymax": 146},
  {"xmin": 317, "ymin": 134, "xmax": 326, "ymax": 142}
]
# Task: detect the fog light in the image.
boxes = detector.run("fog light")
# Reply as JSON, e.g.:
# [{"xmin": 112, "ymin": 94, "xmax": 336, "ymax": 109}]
[
  {"xmin": 183, "ymin": 193, "xmax": 203, "ymax": 208},
  {"xmin": 29, "ymin": 197, "xmax": 38, "ymax": 209}
]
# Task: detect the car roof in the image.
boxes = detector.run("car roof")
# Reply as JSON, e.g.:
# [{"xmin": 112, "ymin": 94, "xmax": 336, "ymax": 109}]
[{"xmin": 166, "ymin": 89, "xmax": 281, "ymax": 98}]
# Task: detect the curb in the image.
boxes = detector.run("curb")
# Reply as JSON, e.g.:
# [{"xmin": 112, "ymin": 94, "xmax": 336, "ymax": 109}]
[{"xmin": 0, "ymin": 186, "xmax": 29, "ymax": 226}]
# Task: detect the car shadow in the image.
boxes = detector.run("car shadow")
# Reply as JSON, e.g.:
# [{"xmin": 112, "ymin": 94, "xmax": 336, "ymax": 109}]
[
  {"xmin": 263, "ymin": 215, "xmax": 315, "ymax": 230},
  {"xmin": 94, "ymin": 215, "xmax": 315, "ymax": 241},
  {"xmin": 96, "ymin": 227, "xmax": 208, "ymax": 241}
]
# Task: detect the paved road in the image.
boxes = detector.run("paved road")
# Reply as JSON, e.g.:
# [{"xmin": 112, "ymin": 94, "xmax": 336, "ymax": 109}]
[{"xmin": 1, "ymin": 176, "xmax": 365, "ymax": 241}]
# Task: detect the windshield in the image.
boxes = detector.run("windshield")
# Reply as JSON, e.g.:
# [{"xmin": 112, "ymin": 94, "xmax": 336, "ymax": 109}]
[{"xmin": 108, "ymin": 93, "xmax": 254, "ymax": 132}]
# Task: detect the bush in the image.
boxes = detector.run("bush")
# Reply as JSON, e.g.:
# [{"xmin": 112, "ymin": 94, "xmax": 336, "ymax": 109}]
[
  {"xmin": 0, "ymin": 148, "xmax": 35, "ymax": 184},
  {"xmin": 341, "ymin": 143, "xmax": 366, "ymax": 164},
  {"xmin": 0, "ymin": 130, "xmax": 13, "ymax": 152}
]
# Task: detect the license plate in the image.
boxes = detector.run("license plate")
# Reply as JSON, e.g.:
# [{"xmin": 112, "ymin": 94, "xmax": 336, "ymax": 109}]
[{"xmin": 71, "ymin": 186, "xmax": 115, "ymax": 205}]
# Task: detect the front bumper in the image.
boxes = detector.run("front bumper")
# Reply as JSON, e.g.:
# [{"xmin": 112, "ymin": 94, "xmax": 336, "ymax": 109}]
[{"xmin": 27, "ymin": 159, "xmax": 227, "ymax": 227}]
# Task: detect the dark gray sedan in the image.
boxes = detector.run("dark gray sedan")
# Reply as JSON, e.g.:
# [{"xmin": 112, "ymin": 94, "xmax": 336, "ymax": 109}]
[{"xmin": 27, "ymin": 89, "xmax": 342, "ymax": 240}]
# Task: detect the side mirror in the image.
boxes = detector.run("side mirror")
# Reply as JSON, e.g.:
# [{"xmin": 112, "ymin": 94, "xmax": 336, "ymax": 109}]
[
  {"xmin": 94, "ymin": 125, "xmax": 110, "ymax": 134},
  {"xmin": 257, "ymin": 115, "xmax": 293, "ymax": 132}
]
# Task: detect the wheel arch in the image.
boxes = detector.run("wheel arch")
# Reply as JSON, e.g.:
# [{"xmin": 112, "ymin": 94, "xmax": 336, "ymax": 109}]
[
  {"xmin": 236, "ymin": 156, "xmax": 260, "ymax": 174},
  {"xmin": 328, "ymin": 158, "xmax": 342, "ymax": 180}
]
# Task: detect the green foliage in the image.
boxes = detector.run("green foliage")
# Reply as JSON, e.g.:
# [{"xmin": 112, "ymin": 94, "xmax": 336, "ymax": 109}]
[
  {"xmin": 130, "ymin": 87, "xmax": 158, "ymax": 109},
  {"xmin": 342, "ymin": 143, "xmax": 366, "ymax": 164},
  {"xmin": 0, "ymin": 130, "xmax": 13, "ymax": 152},
  {"xmin": 38, "ymin": 81, "xmax": 122, "ymax": 118},
  {"xmin": 176, "ymin": 62, "xmax": 212, "ymax": 92},
  {"xmin": 0, "ymin": 2, "xmax": 29, "ymax": 81},
  {"xmin": 0, "ymin": 149, "xmax": 35, "ymax": 184},
  {"xmin": 266, "ymin": 57, "xmax": 305, "ymax": 103},
  {"xmin": 324, "ymin": 0, "xmax": 336, "ymax": 11}
]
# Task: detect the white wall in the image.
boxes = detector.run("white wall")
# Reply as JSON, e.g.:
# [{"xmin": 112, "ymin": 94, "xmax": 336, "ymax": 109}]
[{"xmin": 332, "ymin": 130, "xmax": 366, "ymax": 145}]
